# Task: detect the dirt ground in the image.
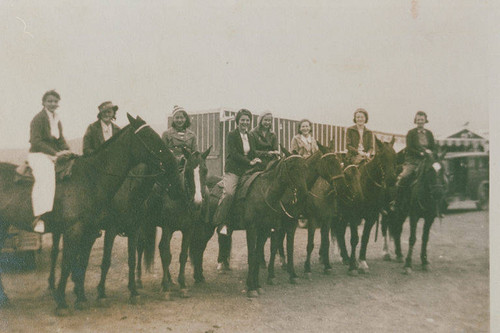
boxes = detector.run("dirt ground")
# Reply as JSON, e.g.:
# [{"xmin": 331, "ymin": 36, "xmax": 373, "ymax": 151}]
[{"xmin": 0, "ymin": 208, "xmax": 489, "ymax": 333}]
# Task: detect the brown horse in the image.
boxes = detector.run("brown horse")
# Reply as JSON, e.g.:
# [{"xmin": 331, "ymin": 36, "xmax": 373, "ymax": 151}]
[
  {"xmin": 0, "ymin": 114, "xmax": 182, "ymax": 315},
  {"xmin": 190, "ymin": 155, "xmax": 308, "ymax": 297},
  {"xmin": 333, "ymin": 138, "xmax": 397, "ymax": 274},
  {"xmin": 137, "ymin": 147, "xmax": 211, "ymax": 299}
]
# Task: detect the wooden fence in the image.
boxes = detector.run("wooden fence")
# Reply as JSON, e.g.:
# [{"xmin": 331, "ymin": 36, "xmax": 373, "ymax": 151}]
[{"xmin": 170, "ymin": 108, "xmax": 405, "ymax": 176}]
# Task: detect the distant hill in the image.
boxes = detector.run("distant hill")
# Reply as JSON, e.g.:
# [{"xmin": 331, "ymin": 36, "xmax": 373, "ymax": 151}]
[{"xmin": 0, "ymin": 138, "xmax": 83, "ymax": 165}]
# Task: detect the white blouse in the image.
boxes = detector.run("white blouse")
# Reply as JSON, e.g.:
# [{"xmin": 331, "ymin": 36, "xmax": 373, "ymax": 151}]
[{"xmin": 240, "ymin": 132, "xmax": 251, "ymax": 155}]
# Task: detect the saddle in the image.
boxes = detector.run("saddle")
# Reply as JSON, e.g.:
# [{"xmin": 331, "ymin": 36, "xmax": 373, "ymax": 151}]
[{"xmin": 14, "ymin": 153, "xmax": 78, "ymax": 184}]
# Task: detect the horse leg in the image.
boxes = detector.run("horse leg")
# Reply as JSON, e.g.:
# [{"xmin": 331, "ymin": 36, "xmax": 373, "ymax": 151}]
[
  {"xmin": 0, "ymin": 222, "xmax": 9, "ymax": 308},
  {"xmin": 97, "ymin": 229, "xmax": 117, "ymax": 302},
  {"xmin": 421, "ymin": 216, "xmax": 434, "ymax": 271},
  {"xmin": 48, "ymin": 231, "xmax": 62, "ymax": 291},
  {"xmin": 319, "ymin": 223, "xmax": 332, "ymax": 273},
  {"xmin": 191, "ymin": 227, "xmax": 212, "ymax": 283},
  {"xmin": 278, "ymin": 226, "xmax": 287, "ymax": 270},
  {"xmin": 246, "ymin": 226, "xmax": 259, "ymax": 298},
  {"xmin": 127, "ymin": 232, "xmax": 141, "ymax": 304},
  {"xmin": 159, "ymin": 229, "xmax": 173, "ymax": 300},
  {"xmin": 54, "ymin": 231, "xmax": 77, "ymax": 315},
  {"xmin": 267, "ymin": 229, "xmax": 279, "ymax": 285},
  {"xmin": 404, "ymin": 216, "xmax": 419, "ymax": 274},
  {"xmin": 393, "ymin": 216, "xmax": 404, "ymax": 262},
  {"xmin": 304, "ymin": 222, "xmax": 315, "ymax": 278},
  {"xmin": 136, "ymin": 234, "xmax": 144, "ymax": 289},
  {"xmin": 359, "ymin": 216, "xmax": 377, "ymax": 274},
  {"xmin": 286, "ymin": 222, "xmax": 298, "ymax": 283},
  {"xmin": 333, "ymin": 217, "xmax": 349, "ymax": 265},
  {"xmin": 73, "ymin": 233, "xmax": 97, "ymax": 311},
  {"xmin": 348, "ymin": 221, "xmax": 360, "ymax": 275},
  {"xmin": 178, "ymin": 230, "xmax": 191, "ymax": 297},
  {"xmin": 381, "ymin": 216, "xmax": 392, "ymax": 261},
  {"xmin": 255, "ymin": 229, "xmax": 267, "ymax": 294},
  {"xmin": 258, "ymin": 230, "xmax": 269, "ymax": 269},
  {"xmin": 217, "ymin": 232, "xmax": 232, "ymax": 272}
]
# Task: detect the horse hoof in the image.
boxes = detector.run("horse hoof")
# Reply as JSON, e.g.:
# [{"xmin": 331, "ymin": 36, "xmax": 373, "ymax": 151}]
[
  {"xmin": 342, "ymin": 258, "xmax": 349, "ymax": 266},
  {"xmin": 422, "ymin": 264, "xmax": 430, "ymax": 272},
  {"xmin": 74, "ymin": 300, "xmax": 90, "ymax": 311},
  {"xmin": 96, "ymin": 297, "xmax": 110, "ymax": 308},
  {"xmin": 267, "ymin": 278, "xmax": 276, "ymax": 286},
  {"xmin": 289, "ymin": 277, "xmax": 298, "ymax": 285},
  {"xmin": 324, "ymin": 268, "xmax": 332, "ymax": 275},
  {"xmin": 195, "ymin": 277, "xmax": 206, "ymax": 284},
  {"xmin": 306, "ymin": 272, "xmax": 312, "ymax": 281},
  {"xmin": 383, "ymin": 254, "xmax": 392, "ymax": 261},
  {"xmin": 129, "ymin": 295, "xmax": 142, "ymax": 305},
  {"xmin": 136, "ymin": 280, "xmax": 143, "ymax": 289},
  {"xmin": 404, "ymin": 267, "xmax": 413, "ymax": 275},
  {"xmin": 348, "ymin": 269, "xmax": 358, "ymax": 276},
  {"xmin": 358, "ymin": 267, "xmax": 370, "ymax": 274},
  {"xmin": 55, "ymin": 307, "xmax": 70, "ymax": 317},
  {"xmin": 257, "ymin": 288, "xmax": 265, "ymax": 295},
  {"xmin": 180, "ymin": 289, "xmax": 190, "ymax": 298},
  {"xmin": 396, "ymin": 256, "xmax": 404, "ymax": 263},
  {"xmin": 247, "ymin": 290, "xmax": 259, "ymax": 298},
  {"xmin": 0, "ymin": 297, "xmax": 11, "ymax": 309},
  {"xmin": 162, "ymin": 291, "xmax": 173, "ymax": 301}
]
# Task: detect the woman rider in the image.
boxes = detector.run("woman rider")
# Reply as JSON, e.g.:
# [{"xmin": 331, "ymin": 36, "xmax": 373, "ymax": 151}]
[
  {"xmin": 390, "ymin": 111, "xmax": 436, "ymax": 212},
  {"xmin": 345, "ymin": 108, "xmax": 374, "ymax": 165},
  {"xmin": 29, "ymin": 90, "xmax": 71, "ymax": 233},
  {"xmin": 290, "ymin": 119, "xmax": 318, "ymax": 158},
  {"xmin": 83, "ymin": 101, "xmax": 120, "ymax": 155},
  {"xmin": 249, "ymin": 111, "xmax": 280, "ymax": 168},
  {"xmin": 162, "ymin": 105, "xmax": 198, "ymax": 166},
  {"xmin": 213, "ymin": 109, "xmax": 262, "ymax": 235}
]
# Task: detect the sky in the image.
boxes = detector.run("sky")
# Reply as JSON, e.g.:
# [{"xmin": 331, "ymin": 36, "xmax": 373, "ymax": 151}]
[{"xmin": 0, "ymin": 0, "xmax": 492, "ymax": 149}]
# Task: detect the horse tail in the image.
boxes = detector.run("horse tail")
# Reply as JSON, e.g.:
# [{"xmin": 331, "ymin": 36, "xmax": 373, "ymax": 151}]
[{"xmin": 142, "ymin": 224, "xmax": 157, "ymax": 272}]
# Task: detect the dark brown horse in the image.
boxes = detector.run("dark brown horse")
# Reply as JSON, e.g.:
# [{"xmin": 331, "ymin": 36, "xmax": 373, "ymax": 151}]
[
  {"xmin": 389, "ymin": 155, "xmax": 446, "ymax": 274},
  {"xmin": 137, "ymin": 147, "xmax": 211, "ymax": 299},
  {"xmin": 266, "ymin": 149, "xmax": 363, "ymax": 284},
  {"xmin": 0, "ymin": 114, "xmax": 182, "ymax": 315},
  {"xmin": 333, "ymin": 138, "xmax": 397, "ymax": 274},
  {"xmin": 190, "ymin": 155, "xmax": 308, "ymax": 297}
]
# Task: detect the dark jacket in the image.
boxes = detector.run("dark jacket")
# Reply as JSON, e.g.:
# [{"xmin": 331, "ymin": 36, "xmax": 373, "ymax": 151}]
[
  {"xmin": 346, "ymin": 125, "xmax": 374, "ymax": 158},
  {"xmin": 405, "ymin": 127, "xmax": 435, "ymax": 162},
  {"xmin": 249, "ymin": 127, "xmax": 278, "ymax": 164},
  {"xmin": 161, "ymin": 127, "xmax": 198, "ymax": 159},
  {"xmin": 29, "ymin": 110, "xmax": 69, "ymax": 156},
  {"xmin": 225, "ymin": 129, "xmax": 257, "ymax": 176},
  {"xmin": 83, "ymin": 120, "xmax": 121, "ymax": 155}
]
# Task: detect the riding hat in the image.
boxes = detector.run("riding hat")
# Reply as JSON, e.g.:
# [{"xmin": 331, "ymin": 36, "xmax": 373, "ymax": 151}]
[{"xmin": 98, "ymin": 101, "xmax": 119, "ymax": 114}]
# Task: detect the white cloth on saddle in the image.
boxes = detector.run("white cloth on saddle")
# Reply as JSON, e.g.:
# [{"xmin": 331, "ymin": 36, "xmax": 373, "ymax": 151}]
[{"xmin": 28, "ymin": 152, "xmax": 56, "ymax": 217}]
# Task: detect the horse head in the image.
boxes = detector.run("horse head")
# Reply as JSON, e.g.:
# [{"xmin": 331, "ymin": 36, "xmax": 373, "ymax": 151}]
[
  {"xmin": 126, "ymin": 113, "xmax": 184, "ymax": 199},
  {"xmin": 274, "ymin": 155, "xmax": 308, "ymax": 211},
  {"xmin": 421, "ymin": 155, "xmax": 446, "ymax": 208},
  {"xmin": 374, "ymin": 137, "xmax": 398, "ymax": 187},
  {"xmin": 181, "ymin": 146, "xmax": 212, "ymax": 207}
]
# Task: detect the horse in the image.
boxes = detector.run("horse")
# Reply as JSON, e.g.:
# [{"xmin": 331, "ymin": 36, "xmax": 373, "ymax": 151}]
[
  {"xmin": 333, "ymin": 138, "xmax": 397, "ymax": 274},
  {"xmin": 266, "ymin": 148, "xmax": 363, "ymax": 285},
  {"xmin": 190, "ymin": 154, "xmax": 308, "ymax": 297},
  {"xmin": 48, "ymin": 163, "xmax": 159, "ymax": 306},
  {"xmin": 389, "ymin": 155, "xmax": 446, "ymax": 274},
  {"xmin": 137, "ymin": 147, "xmax": 211, "ymax": 299},
  {"xmin": 0, "ymin": 114, "xmax": 182, "ymax": 315}
]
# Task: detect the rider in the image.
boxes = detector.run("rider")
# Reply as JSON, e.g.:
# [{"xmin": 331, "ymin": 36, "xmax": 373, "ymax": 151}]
[
  {"xmin": 390, "ymin": 111, "xmax": 436, "ymax": 212},
  {"xmin": 249, "ymin": 111, "xmax": 280, "ymax": 168},
  {"xmin": 346, "ymin": 108, "xmax": 374, "ymax": 165},
  {"xmin": 83, "ymin": 101, "xmax": 120, "ymax": 155},
  {"xmin": 162, "ymin": 105, "xmax": 198, "ymax": 166},
  {"xmin": 213, "ymin": 109, "xmax": 262, "ymax": 235},
  {"xmin": 28, "ymin": 90, "xmax": 71, "ymax": 233},
  {"xmin": 290, "ymin": 119, "xmax": 318, "ymax": 158}
]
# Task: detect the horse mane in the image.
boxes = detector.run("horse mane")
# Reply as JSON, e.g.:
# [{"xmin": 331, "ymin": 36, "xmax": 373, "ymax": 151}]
[{"xmin": 82, "ymin": 125, "xmax": 132, "ymax": 159}]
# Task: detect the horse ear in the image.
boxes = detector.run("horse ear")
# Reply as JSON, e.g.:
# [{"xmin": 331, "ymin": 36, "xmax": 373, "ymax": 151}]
[
  {"xmin": 201, "ymin": 146, "xmax": 212, "ymax": 159},
  {"xmin": 280, "ymin": 144, "xmax": 292, "ymax": 157},
  {"xmin": 389, "ymin": 136, "xmax": 395, "ymax": 147},
  {"xmin": 375, "ymin": 137, "xmax": 383, "ymax": 150},
  {"xmin": 181, "ymin": 147, "xmax": 191, "ymax": 159},
  {"xmin": 127, "ymin": 113, "xmax": 137, "ymax": 127},
  {"xmin": 317, "ymin": 142, "xmax": 329, "ymax": 154}
]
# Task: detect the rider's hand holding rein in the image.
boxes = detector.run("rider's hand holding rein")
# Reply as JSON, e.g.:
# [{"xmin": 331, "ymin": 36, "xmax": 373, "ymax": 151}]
[{"xmin": 250, "ymin": 158, "xmax": 262, "ymax": 166}]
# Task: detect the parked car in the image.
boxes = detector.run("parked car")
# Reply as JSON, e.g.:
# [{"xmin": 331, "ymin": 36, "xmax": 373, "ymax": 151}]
[
  {"xmin": 441, "ymin": 151, "xmax": 489, "ymax": 210},
  {"xmin": 1, "ymin": 226, "xmax": 42, "ymax": 269}
]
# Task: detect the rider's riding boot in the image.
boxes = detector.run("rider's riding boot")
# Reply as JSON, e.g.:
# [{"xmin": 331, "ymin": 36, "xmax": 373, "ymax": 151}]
[
  {"xmin": 32, "ymin": 216, "xmax": 45, "ymax": 234},
  {"xmin": 389, "ymin": 182, "xmax": 405, "ymax": 213},
  {"xmin": 213, "ymin": 196, "xmax": 233, "ymax": 235}
]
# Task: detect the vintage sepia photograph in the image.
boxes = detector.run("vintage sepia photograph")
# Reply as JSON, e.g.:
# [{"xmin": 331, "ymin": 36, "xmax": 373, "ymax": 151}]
[{"xmin": 0, "ymin": 1, "xmax": 494, "ymax": 332}]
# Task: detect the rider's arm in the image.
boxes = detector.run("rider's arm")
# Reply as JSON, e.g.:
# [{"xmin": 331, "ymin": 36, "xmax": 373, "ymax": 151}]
[
  {"xmin": 82, "ymin": 124, "xmax": 95, "ymax": 155},
  {"xmin": 30, "ymin": 114, "xmax": 58, "ymax": 156},
  {"xmin": 227, "ymin": 131, "xmax": 252, "ymax": 166}
]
